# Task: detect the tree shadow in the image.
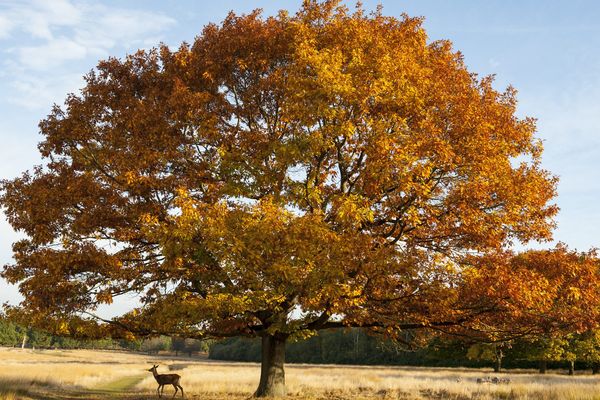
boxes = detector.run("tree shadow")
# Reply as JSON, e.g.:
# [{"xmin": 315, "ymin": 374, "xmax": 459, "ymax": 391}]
[{"xmin": 0, "ymin": 377, "xmax": 158, "ymax": 400}]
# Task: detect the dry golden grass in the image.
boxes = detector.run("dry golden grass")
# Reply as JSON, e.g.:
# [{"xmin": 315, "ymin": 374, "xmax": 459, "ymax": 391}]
[
  {"xmin": 0, "ymin": 347, "xmax": 156, "ymax": 399},
  {"xmin": 134, "ymin": 362, "xmax": 600, "ymax": 400},
  {"xmin": 2, "ymin": 347, "xmax": 600, "ymax": 399}
]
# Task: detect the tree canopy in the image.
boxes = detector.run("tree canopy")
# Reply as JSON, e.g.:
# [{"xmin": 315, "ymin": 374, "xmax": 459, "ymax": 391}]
[{"xmin": 1, "ymin": 1, "xmax": 591, "ymax": 396}]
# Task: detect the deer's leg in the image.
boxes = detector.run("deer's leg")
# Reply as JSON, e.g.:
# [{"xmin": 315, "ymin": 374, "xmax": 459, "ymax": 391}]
[
  {"xmin": 172, "ymin": 384, "xmax": 178, "ymax": 398},
  {"xmin": 157, "ymin": 385, "xmax": 161, "ymax": 398},
  {"xmin": 178, "ymin": 384, "xmax": 184, "ymax": 397}
]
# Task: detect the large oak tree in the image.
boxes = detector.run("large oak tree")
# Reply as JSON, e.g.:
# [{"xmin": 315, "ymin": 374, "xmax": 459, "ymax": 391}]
[{"xmin": 2, "ymin": 1, "xmax": 587, "ymax": 396}]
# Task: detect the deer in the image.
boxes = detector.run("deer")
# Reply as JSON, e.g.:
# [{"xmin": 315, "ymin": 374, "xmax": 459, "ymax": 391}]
[{"xmin": 148, "ymin": 364, "xmax": 184, "ymax": 398}]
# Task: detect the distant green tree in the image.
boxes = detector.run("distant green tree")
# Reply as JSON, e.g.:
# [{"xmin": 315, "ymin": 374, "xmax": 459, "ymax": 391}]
[
  {"xmin": 141, "ymin": 336, "xmax": 171, "ymax": 354},
  {"xmin": 467, "ymin": 343, "xmax": 508, "ymax": 372},
  {"xmin": 573, "ymin": 330, "xmax": 600, "ymax": 374},
  {"xmin": 184, "ymin": 338, "xmax": 203, "ymax": 357},
  {"xmin": 90, "ymin": 337, "xmax": 118, "ymax": 350},
  {"xmin": 172, "ymin": 337, "xmax": 186, "ymax": 356},
  {"xmin": 565, "ymin": 342, "xmax": 577, "ymax": 376},
  {"xmin": 52, "ymin": 336, "xmax": 80, "ymax": 349},
  {"xmin": 0, "ymin": 319, "xmax": 19, "ymax": 346},
  {"xmin": 525, "ymin": 336, "xmax": 571, "ymax": 374},
  {"xmin": 28, "ymin": 328, "xmax": 52, "ymax": 348},
  {"xmin": 119, "ymin": 338, "xmax": 142, "ymax": 351},
  {"xmin": 210, "ymin": 337, "xmax": 261, "ymax": 361}
]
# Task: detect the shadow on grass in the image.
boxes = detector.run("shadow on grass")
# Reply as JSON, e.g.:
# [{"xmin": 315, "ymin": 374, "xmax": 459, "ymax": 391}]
[{"xmin": 0, "ymin": 375, "xmax": 156, "ymax": 400}]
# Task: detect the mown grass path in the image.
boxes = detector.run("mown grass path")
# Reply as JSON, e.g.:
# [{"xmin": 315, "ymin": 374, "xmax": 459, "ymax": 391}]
[{"xmin": 89, "ymin": 374, "xmax": 146, "ymax": 395}]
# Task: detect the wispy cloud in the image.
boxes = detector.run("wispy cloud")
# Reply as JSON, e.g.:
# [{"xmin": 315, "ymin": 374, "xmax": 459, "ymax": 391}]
[
  {"xmin": 0, "ymin": 13, "xmax": 13, "ymax": 39},
  {"xmin": 0, "ymin": 0, "xmax": 176, "ymax": 109}
]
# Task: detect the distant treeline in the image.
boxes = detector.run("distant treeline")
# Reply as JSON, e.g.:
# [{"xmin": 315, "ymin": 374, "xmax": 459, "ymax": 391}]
[
  {"xmin": 209, "ymin": 328, "xmax": 598, "ymax": 374},
  {"xmin": 0, "ymin": 318, "xmax": 134, "ymax": 350},
  {"xmin": 4, "ymin": 316, "xmax": 599, "ymax": 374},
  {"xmin": 209, "ymin": 329, "xmax": 502, "ymax": 367},
  {"xmin": 0, "ymin": 318, "xmax": 209, "ymax": 355}
]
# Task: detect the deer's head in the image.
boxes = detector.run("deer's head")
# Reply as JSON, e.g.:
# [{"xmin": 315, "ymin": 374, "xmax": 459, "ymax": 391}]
[{"xmin": 148, "ymin": 364, "xmax": 158, "ymax": 372}]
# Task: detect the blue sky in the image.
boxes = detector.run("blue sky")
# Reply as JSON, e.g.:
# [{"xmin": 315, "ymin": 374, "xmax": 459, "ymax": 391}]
[{"xmin": 1, "ymin": 0, "xmax": 600, "ymax": 313}]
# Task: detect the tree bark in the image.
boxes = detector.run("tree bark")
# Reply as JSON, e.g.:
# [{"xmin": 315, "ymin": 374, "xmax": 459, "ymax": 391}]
[
  {"xmin": 254, "ymin": 334, "xmax": 287, "ymax": 397},
  {"xmin": 494, "ymin": 357, "xmax": 502, "ymax": 373},
  {"xmin": 568, "ymin": 360, "xmax": 575, "ymax": 376},
  {"xmin": 494, "ymin": 349, "xmax": 503, "ymax": 373},
  {"xmin": 539, "ymin": 360, "xmax": 547, "ymax": 374}
]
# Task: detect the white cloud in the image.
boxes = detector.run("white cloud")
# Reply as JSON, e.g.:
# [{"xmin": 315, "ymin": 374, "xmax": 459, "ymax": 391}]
[
  {"xmin": 0, "ymin": 0, "xmax": 176, "ymax": 109},
  {"xmin": 8, "ymin": 72, "xmax": 85, "ymax": 109},
  {"xmin": 1, "ymin": 0, "xmax": 83, "ymax": 40},
  {"xmin": 32, "ymin": 0, "xmax": 83, "ymax": 28},
  {"xmin": 18, "ymin": 37, "xmax": 88, "ymax": 70},
  {"xmin": 0, "ymin": 14, "xmax": 13, "ymax": 39}
]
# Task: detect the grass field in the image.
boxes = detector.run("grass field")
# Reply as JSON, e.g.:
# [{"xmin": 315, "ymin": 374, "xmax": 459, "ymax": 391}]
[{"xmin": 1, "ymin": 348, "xmax": 600, "ymax": 400}]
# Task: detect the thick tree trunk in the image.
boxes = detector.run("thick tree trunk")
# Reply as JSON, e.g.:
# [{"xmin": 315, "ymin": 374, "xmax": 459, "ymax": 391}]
[
  {"xmin": 494, "ymin": 357, "xmax": 502, "ymax": 373},
  {"xmin": 568, "ymin": 360, "xmax": 575, "ymax": 376},
  {"xmin": 254, "ymin": 334, "xmax": 287, "ymax": 397},
  {"xmin": 493, "ymin": 349, "xmax": 503, "ymax": 372},
  {"xmin": 539, "ymin": 360, "xmax": 547, "ymax": 374}
]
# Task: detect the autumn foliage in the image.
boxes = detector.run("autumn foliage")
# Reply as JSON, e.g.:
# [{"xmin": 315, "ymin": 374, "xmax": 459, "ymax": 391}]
[
  {"xmin": 1, "ymin": 1, "xmax": 596, "ymax": 396},
  {"xmin": 460, "ymin": 247, "xmax": 600, "ymax": 339}
]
